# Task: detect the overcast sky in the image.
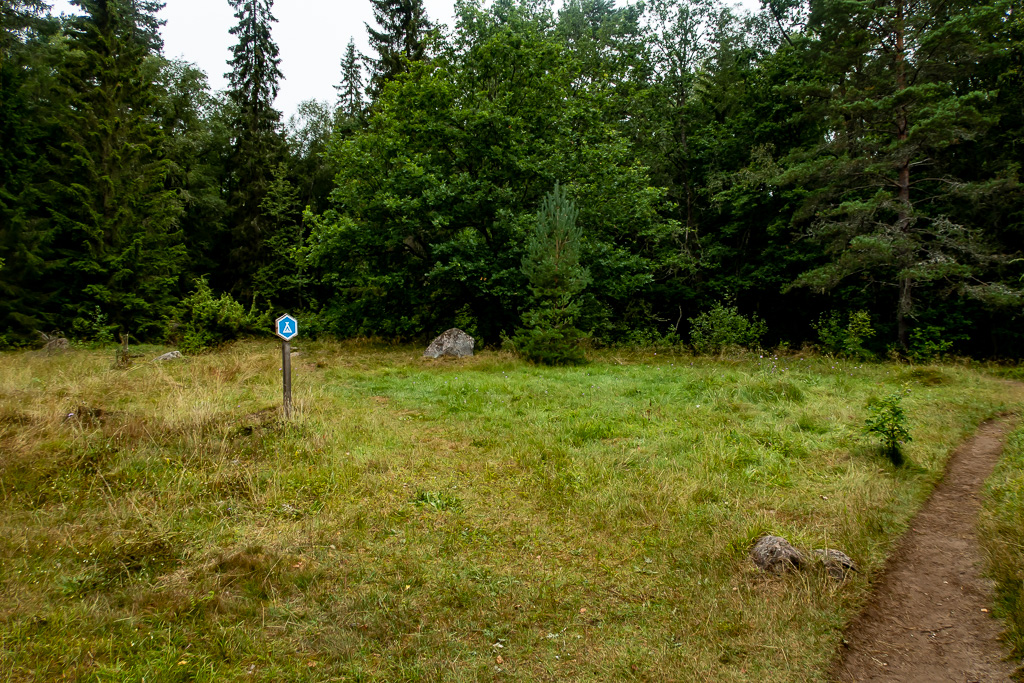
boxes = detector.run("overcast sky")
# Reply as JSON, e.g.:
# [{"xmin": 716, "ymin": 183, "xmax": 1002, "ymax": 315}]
[{"xmin": 48, "ymin": 0, "xmax": 761, "ymax": 117}]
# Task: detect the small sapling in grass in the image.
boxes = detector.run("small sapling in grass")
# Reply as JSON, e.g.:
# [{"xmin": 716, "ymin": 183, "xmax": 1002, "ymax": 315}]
[{"xmin": 865, "ymin": 388, "xmax": 912, "ymax": 465}]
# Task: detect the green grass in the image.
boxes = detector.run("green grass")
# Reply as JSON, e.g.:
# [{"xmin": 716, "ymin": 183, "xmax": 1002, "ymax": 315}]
[
  {"xmin": 980, "ymin": 425, "xmax": 1024, "ymax": 680},
  {"xmin": 0, "ymin": 342, "xmax": 1020, "ymax": 681}
]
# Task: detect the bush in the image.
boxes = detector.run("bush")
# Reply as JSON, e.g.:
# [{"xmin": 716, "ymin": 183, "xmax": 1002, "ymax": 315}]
[
  {"xmin": 908, "ymin": 325, "xmax": 957, "ymax": 363},
  {"xmin": 70, "ymin": 306, "xmax": 117, "ymax": 345},
  {"xmin": 864, "ymin": 388, "xmax": 912, "ymax": 465},
  {"xmin": 173, "ymin": 278, "xmax": 250, "ymax": 354},
  {"xmin": 688, "ymin": 300, "xmax": 767, "ymax": 355},
  {"xmin": 815, "ymin": 310, "xmax": 875, "ymax": 359}
]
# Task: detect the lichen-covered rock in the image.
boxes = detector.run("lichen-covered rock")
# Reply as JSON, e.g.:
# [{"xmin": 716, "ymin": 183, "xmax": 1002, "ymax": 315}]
[
  {"xmin": 750, "ymin": 535, "xmax": 805, "ymax": 573},
  {"xmin": 813, "ymin": 548, "xmax": 858, "ymax": 579},
  {"xmin": 423, "ymin": 328, "xmax": 475, "ymax": 359}
]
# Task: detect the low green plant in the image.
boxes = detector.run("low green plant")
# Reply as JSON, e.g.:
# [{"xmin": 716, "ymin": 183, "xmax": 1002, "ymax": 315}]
[
  {"xmin": 70, "ymin": 305, "xmax": 117, "ymax": 345},
  {"xmin": 815, "ymin": 310, "xmax": 876, "ymax": 359},
  {"xmin": 689, "ymin": 300, "xmax": 767, "ymax": 355},
  {"xmin": 908, "ymin": 325, "xmax": 958, "ymax": 363},
  {"xmin": 173, "ymin": 278, "xmax": 250, "ymax": 354},
  {"xmin": 864, "ymin": 388, "xmax": 912, "ymax": 465},
  {"xmin": 618, "ymin": 328, "xmax": 682, "ymax": 350}
]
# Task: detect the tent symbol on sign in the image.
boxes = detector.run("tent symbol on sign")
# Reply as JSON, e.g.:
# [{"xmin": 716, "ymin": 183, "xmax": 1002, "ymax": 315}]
[{"xmin": 275, "ymin": 314, "xmax": 298, "ymax": 341}]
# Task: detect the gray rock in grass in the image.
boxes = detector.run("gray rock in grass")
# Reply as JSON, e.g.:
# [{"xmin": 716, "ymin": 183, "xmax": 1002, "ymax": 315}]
[
  {"xmin": 39, "ymin": 333, "xmax": 69, "ymax": 354},
  {"xmin": 423, "ymin": 328, "xmax": 475, "ymax": 359},
  {"xmin": 813, "ymin": 548, "xmax": 858, "ymax": 579},
  {"xmin": 750, "ymin": 535, "xmax": 805, "ymax": 573},
  {"xmin": 155, "ymin": 351, "xmax": 184, "ymax": 362}
]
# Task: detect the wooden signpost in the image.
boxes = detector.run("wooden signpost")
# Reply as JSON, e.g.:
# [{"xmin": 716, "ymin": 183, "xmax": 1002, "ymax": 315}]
[{"xmin": 275, "ymin": 314, "xmax": 298, "ymax": 418}]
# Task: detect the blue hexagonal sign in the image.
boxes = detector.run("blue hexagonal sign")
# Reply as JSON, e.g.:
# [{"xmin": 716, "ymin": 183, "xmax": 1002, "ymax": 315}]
[{"xmin": 275, "ymin": 314, "xmax": 298, "ymax": 341}]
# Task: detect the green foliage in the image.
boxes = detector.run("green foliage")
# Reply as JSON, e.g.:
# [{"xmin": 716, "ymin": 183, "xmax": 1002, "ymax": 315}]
[
  {"xmin": 412, "ymin": 490, "xmax": 462, "ymax": 512},
  {"xmin": 815, "ymin": 310, "xmax": 876, "ymax": 359},
  {"xmin": 225, "ymin": 0, "xmax": 286, "ymax": 300},
  {"xmin": 784, "ymin": 0, "xmax": 1020, "ymax": 346},
  {"xmin": 907, "ymin": 326, "xmax": 958, "ymax": 363},
  {"xmin": 44, "ymin": 0, "xmax": 186, "ymax": 341},
  {"xmin": 71, "ymin": 306, "xmax": 116, "ymax": 345},
  {"xmin": 174, "ymin": 278, "xmax": 250, "ymax": 354},
  {"xmin": 0, "ymin": 4, "xmax": 60, "ymax": 344},
  {"xmin": 6, "ymin": 0, "xmax": 1024, "ymax": 358},
  {"xmin": 310, "ymin": 3, "xmax": 676, "ymax": 344},
  {"xmin": 688, "ymin": 300, "xmax": 767, "ymax": 355},
  {"xmin": 514, "ymin": 183, "xmax": 591, "ymax": 365},
  {"xmin": 365, "ymin": 0, "xmax": 432, "ymax": 100},
  {"xmin": 864, "ymin": 389, "xmax": 912, "ymax": 465}
]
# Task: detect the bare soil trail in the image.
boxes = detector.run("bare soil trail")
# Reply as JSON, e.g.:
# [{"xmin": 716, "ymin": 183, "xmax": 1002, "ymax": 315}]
[{"xmin": 834, "ymin": 418, "xmax": 1021, "ymax": 683}]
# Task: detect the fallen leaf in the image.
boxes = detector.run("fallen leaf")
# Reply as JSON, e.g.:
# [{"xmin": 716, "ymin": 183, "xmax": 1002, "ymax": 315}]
[{"xmin": 496, "ymin": 655, "xmax": 504, "ymax": 664}]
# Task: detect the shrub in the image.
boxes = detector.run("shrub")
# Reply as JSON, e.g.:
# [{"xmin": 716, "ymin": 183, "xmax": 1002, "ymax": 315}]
[
  {"xmin": 907, "ymin": 325, "xmax": 957, "ymax": 363},
  {"xmin": 814, "ymin": 310, "xmax": 876, "ymax": 359},
  {"xmin": 70, "ymin": 306, "xmax": 117, "ymax": 345},
  {"xmin": 173, "ymin": 278, "xmax": 250, "ymax": 354},
  {"xmin": 864, "ymin": 389, "xmax": 912, "ymax": 465},
  {"xmin": 688, "ymin": 300, "xmax": 767, "ymax": 355}
]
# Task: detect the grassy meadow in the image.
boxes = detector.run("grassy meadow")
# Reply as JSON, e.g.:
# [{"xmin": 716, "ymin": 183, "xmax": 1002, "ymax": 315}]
[{"xmin": 1, "ymin": 342, "xmax": 1021, "ymax": 682}]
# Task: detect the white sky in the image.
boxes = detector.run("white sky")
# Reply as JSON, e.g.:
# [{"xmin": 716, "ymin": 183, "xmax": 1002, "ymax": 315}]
[{"xmin": 47, "ymin": 0, "xmax": 761, "ymax": 117}]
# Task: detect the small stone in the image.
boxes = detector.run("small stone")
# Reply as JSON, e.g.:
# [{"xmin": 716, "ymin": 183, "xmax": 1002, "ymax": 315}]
[
  {"xmin": 750, "ymin": 535, "xmax": 805, "ymax": 573},
  {"xmin": 423, "ymin": 328, "xmax": 475, "ymax": 359},
  {"xmin": 813, "ymin": 548, "xmax": 858, "ymax": 579}
]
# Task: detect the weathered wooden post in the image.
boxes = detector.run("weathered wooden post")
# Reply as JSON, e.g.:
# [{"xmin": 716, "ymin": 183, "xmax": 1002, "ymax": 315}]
[{"xmin": 275, "ymin": 314, "xmax": 298, "ymax": 419}]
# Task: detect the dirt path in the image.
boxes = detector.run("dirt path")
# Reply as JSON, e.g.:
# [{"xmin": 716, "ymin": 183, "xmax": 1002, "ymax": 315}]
[{"xmin": 833, "ymin": 419, "xmax": 1019, "ymax": 682}]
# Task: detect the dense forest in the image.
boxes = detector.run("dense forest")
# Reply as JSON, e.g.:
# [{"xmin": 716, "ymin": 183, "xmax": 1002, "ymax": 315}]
[{"xmin": 1, "ymin": 0, "xmax": 1022, "ymax": 358}]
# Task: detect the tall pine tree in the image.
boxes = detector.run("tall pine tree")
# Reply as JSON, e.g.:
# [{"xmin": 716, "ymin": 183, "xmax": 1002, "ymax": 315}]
[
  {"xmin": 335, "ymin": 38, "xmax": 365, "ymax": 129},
  {"xmin": 48, "ymin": 0, "xmax": 185, "ymax": 340},
  {"xmin": 782, "ymin": 0, "xmax": 1017, "ymax": 347},
  {"xmin": 225, "ymin": 0, "xmax": 284, "ymax": 300},
  {"xmin": 0, "ymin": 1, "xmax": 59, "ymax": 343},
  {"xmin": 365, "ymin": 0, "xmax": 431, "ymax": 100}
]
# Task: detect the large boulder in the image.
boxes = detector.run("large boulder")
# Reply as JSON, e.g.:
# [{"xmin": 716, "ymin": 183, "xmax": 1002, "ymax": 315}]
[{"xmin": 424, "ymin": 328, "xmax": 475, "ymax": 359}]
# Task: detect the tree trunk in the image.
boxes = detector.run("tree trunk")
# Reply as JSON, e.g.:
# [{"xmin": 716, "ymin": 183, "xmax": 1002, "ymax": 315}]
[
  {"xmin": 898, "ymin": 275, "xmax": 912, "ymax": 349},
  {"xmin": 894, "ymin": 0, "xmax": 912, "ymax": 349}
]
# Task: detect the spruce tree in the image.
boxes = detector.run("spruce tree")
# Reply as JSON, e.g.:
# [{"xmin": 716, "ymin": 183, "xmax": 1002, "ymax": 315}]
[
  {"xmin": 514, "ymin": 183, "xmax": 591, "ymax": 365},
  {"xmin": 225, "ymin": 0, "xmax": 285, "ymax": 300},
  {"xmin": 365, "ymin": 0, "xmax": 431, "ymax": 100},
  {"xmin": 0, "ymin": 1, "xmax": 59, "ymax": 343},
  {"xmin": 783, "ymin": 0, "xmax": 1017, "ymax": 347},
  {"xmin": 335, "ymin": 38, "xmax": 365, "ymax": 133},
  {"xmin": 336, "ymin": 38, "xmax": 364, "ymax": 117},
  {"xmin": 48, "ymin": 0, "xmax": 185, "ymax": 340}
]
